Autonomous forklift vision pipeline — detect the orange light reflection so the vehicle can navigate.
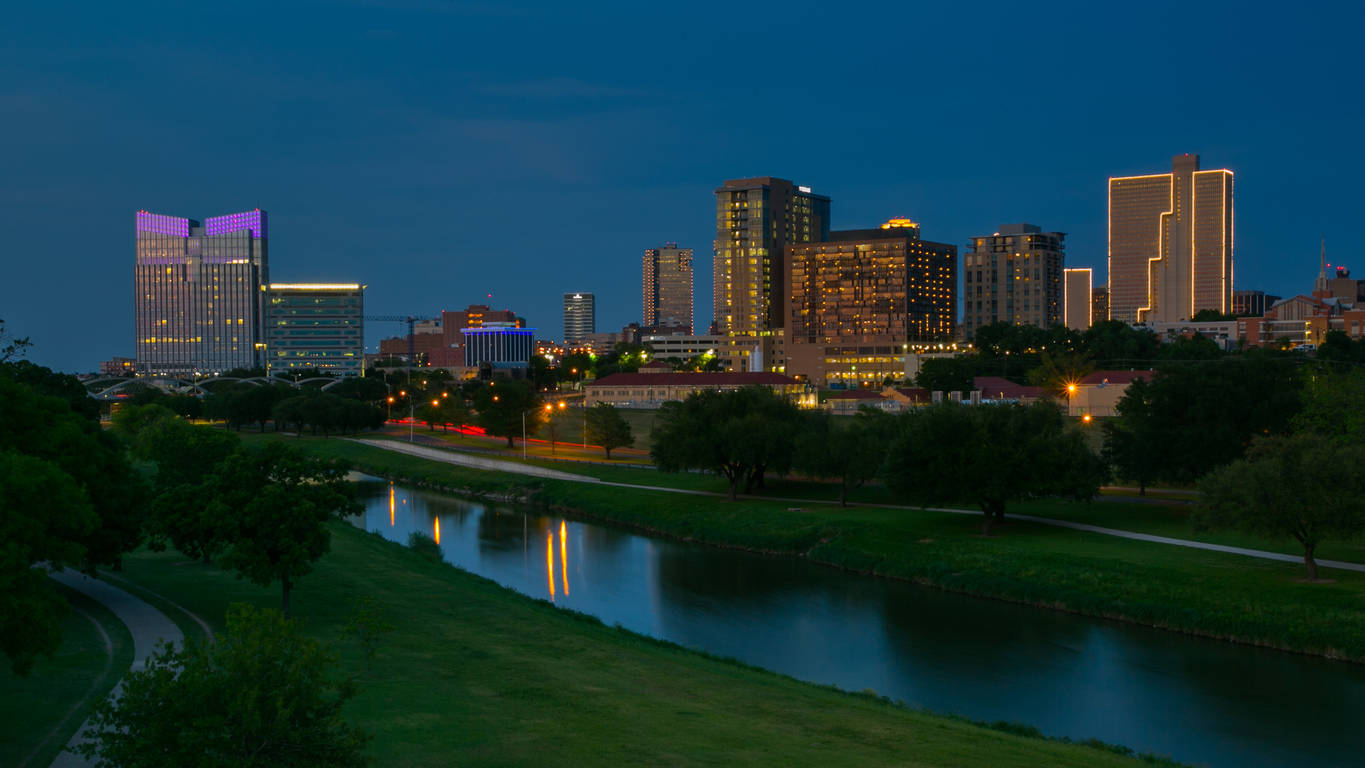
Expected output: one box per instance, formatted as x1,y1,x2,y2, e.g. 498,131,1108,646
434,517,441,546
546,532,556,601
388,484,395,527
559,520,569,596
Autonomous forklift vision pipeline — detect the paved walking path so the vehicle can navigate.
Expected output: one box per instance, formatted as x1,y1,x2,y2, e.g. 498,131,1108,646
356,437,1365,574
46,569,184,768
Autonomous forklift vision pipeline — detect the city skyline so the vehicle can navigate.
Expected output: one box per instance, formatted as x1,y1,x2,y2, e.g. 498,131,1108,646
3,4,1361,371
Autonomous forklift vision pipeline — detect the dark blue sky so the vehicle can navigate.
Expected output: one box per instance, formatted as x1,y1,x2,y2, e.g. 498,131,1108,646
3,1,1361,371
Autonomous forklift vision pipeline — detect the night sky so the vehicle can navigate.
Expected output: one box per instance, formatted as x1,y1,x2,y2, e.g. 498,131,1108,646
3,1,1361,371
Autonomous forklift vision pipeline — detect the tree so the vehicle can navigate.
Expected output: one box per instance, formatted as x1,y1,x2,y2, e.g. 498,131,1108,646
473,379,542,448
1103,357,1302,487
1082,320,1160,367
0,318,31,362
0,452,95,675
0,374,145,673
914,356,978,394
883,402,1107,535
651,387,801,500
584,403,634,458
1197,433,1365,580
1294,368,1365,443
209,443,360,616
77,603,370,767
793,410,887,506
1157,333,1223,361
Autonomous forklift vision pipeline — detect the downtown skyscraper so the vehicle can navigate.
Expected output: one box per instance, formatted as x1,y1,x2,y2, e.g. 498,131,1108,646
1108,155,1233,323
713,177,829,336
643,243,694,334
563,292,595,345
134,210,268,376
961,223,1066,335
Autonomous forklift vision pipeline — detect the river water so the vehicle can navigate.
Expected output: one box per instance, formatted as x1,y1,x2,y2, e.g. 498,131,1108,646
353,479,1365,768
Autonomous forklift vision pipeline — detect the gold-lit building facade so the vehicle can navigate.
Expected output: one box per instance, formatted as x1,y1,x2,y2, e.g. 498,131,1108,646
134,209,268,376
786,219,956,387
962,223,1065,336
1108,154,1233,323
642,243,694,334
1063,268,1093,330
713,177,830,337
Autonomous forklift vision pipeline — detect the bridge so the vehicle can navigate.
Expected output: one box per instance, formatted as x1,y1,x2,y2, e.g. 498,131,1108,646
84,373,350,401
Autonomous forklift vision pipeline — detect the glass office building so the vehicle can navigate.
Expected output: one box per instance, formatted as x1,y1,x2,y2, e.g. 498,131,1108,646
714,177,830,336
563,293,595,345
962,224,1067,335
134,209,268,376
265,283,365,376
1109,155,1233,323
643,244,694,334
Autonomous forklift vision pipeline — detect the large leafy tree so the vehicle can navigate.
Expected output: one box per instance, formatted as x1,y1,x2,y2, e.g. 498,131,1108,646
1294,368,1365,443
884,402,1107,535
473,379,542,448
1103,356,1302,487
209,443,360,616
0,374,146,673
77,603,370,767
584,403,634,458
1198,433,1365,580
793,410,888,506
651,387,801,500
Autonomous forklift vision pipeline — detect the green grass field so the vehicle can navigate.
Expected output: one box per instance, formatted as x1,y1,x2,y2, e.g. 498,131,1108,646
0,584,133,768
105,523,1174,767
248,435,1365,662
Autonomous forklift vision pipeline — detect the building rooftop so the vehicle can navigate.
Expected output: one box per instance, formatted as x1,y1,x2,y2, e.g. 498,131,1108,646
1079,370,1152,386
590,371,799,387
973,377,1046,400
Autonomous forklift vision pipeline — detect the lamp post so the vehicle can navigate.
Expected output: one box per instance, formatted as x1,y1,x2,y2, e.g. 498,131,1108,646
1065,382,1078,418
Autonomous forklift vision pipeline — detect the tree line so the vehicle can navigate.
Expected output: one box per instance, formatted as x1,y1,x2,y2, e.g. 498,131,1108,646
651,386,1106,535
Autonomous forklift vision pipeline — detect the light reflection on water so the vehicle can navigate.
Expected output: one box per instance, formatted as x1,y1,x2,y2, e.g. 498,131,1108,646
352,478,1365,768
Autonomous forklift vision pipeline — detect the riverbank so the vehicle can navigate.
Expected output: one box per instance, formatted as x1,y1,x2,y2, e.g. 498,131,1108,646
252,434,1365,662
107,522,1171,766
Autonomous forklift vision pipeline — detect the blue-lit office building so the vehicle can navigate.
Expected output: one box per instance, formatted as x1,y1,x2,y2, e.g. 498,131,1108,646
265,283,365,376
463,323,534,372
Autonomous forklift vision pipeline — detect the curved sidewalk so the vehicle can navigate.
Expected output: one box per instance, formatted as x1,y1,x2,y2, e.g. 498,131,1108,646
47,569,184,768
355,437,1365,575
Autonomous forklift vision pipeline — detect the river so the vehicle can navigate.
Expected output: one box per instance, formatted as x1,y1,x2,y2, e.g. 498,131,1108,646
353,478,1365,768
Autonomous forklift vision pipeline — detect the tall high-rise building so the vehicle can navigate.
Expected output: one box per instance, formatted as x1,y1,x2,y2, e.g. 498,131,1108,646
714,177,830,336
786,218,956,387
1063,268,1093,330
1109,154,1233,323
134,209,268,376
563,292,596,345
961,224,1066,336
1092,284,1110,324
643,243,694,334
265,283,364,376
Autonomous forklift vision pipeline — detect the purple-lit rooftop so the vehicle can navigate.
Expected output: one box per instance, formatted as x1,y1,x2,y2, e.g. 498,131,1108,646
204,209,267,238
135,211,191,237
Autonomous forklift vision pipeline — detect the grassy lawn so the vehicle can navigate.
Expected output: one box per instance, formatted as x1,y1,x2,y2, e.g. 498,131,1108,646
244,435,1365,662
0,583,133,768
108,523,1170,767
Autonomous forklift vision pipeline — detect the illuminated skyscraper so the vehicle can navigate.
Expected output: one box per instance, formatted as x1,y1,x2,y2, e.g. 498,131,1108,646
643,243,694,334
563,292,595,345
714,177,830,336
265,283,364,376
962,224,1066,335
786,218,956,387
134,209,268,376
1064,268,1093,330
1108,155,1233,323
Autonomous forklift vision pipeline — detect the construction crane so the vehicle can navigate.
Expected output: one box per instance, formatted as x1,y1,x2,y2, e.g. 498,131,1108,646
365,315,436,365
